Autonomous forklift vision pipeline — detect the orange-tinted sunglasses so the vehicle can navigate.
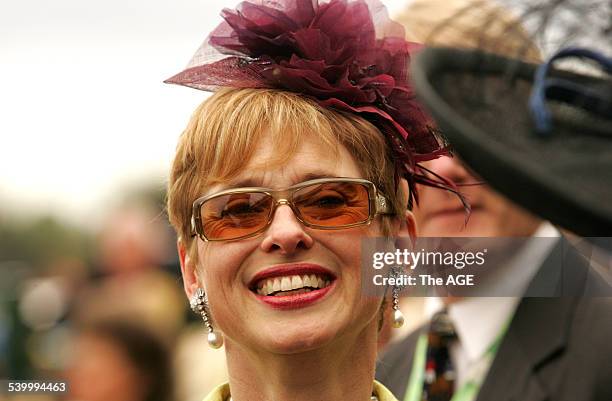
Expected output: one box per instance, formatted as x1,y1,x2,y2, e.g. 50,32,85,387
191,177,393,241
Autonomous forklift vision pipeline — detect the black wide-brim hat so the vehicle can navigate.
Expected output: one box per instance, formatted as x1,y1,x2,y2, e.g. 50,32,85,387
411,47,612,238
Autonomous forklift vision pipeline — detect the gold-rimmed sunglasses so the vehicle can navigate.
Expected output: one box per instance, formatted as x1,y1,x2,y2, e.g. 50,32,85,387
190,177,393,242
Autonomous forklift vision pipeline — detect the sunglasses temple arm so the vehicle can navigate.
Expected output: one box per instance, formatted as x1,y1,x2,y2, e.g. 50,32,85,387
376,194,393,214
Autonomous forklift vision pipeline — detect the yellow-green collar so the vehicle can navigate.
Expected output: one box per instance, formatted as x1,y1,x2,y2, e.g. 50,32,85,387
202,380,398,401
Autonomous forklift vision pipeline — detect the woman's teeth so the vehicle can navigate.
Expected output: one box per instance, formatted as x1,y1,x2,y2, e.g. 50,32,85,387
256,274,331,296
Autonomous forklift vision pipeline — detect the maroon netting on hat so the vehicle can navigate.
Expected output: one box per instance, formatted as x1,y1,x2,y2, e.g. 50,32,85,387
165,0,466,211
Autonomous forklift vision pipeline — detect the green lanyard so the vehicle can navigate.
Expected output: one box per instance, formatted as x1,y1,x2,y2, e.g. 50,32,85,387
402,322,508,401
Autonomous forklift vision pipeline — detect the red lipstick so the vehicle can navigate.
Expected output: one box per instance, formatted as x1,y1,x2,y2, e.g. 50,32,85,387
249,263,336,310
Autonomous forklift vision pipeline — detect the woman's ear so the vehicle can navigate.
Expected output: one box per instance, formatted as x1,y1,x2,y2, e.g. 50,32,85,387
395,179,417,244
396,210,417,248
178,238,200,299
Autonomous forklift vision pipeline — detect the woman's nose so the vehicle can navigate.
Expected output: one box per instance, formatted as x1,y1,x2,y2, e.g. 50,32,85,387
260,204,314,255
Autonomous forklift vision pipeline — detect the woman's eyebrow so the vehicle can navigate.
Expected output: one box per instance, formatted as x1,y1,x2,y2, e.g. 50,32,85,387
220,170,339,191
299,171,336,182
224,177,262,188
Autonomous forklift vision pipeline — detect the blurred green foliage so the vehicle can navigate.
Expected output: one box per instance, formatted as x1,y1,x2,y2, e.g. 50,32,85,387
0,214,93,269
0,182,168,269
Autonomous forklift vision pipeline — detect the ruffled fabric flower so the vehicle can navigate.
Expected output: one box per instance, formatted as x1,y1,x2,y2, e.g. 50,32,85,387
166,0,463,208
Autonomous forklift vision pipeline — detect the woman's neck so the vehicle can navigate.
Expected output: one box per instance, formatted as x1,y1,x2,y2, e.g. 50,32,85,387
225,322,379,401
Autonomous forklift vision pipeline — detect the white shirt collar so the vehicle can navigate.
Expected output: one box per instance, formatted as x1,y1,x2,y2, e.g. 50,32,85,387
424,222,560,362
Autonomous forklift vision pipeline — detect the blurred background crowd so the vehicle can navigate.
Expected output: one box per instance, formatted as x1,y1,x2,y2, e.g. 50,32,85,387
0,185,230,401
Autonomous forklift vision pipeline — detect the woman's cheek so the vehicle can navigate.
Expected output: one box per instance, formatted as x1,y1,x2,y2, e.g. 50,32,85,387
197,242,244,280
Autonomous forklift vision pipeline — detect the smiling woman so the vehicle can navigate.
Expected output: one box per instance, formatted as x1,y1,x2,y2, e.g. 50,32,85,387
164,1,454,401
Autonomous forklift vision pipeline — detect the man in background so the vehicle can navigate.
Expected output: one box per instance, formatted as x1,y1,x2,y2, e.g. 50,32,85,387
376,1,612,401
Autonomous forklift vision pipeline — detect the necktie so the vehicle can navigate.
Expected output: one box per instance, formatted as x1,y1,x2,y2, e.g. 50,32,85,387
422,309,457,401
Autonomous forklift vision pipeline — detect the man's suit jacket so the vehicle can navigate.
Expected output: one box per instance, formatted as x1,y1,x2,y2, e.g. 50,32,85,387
376,239,612,401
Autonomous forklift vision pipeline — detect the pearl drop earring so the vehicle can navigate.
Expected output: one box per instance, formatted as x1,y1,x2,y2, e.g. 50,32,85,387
190,288,224,348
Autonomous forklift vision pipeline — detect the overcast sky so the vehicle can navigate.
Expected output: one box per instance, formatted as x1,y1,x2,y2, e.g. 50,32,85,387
0,0,409,229
1,0,235,227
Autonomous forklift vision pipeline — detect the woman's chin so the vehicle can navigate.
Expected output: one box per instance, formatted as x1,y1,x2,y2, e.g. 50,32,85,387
270,336,334,355
253,314,343,354
247,304,379,355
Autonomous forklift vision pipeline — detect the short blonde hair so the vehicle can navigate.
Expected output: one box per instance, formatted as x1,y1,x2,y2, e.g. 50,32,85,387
396,0,541,62
167,88,407,254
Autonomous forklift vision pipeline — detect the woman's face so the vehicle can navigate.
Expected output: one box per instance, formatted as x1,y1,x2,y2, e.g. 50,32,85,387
180,132,390,354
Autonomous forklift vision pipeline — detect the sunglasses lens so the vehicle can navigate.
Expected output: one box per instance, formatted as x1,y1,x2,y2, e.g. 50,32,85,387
294,182,371,227
200,192,273,240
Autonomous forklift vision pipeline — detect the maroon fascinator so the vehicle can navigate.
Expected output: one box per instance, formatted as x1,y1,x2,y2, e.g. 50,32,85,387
165,0,461,208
